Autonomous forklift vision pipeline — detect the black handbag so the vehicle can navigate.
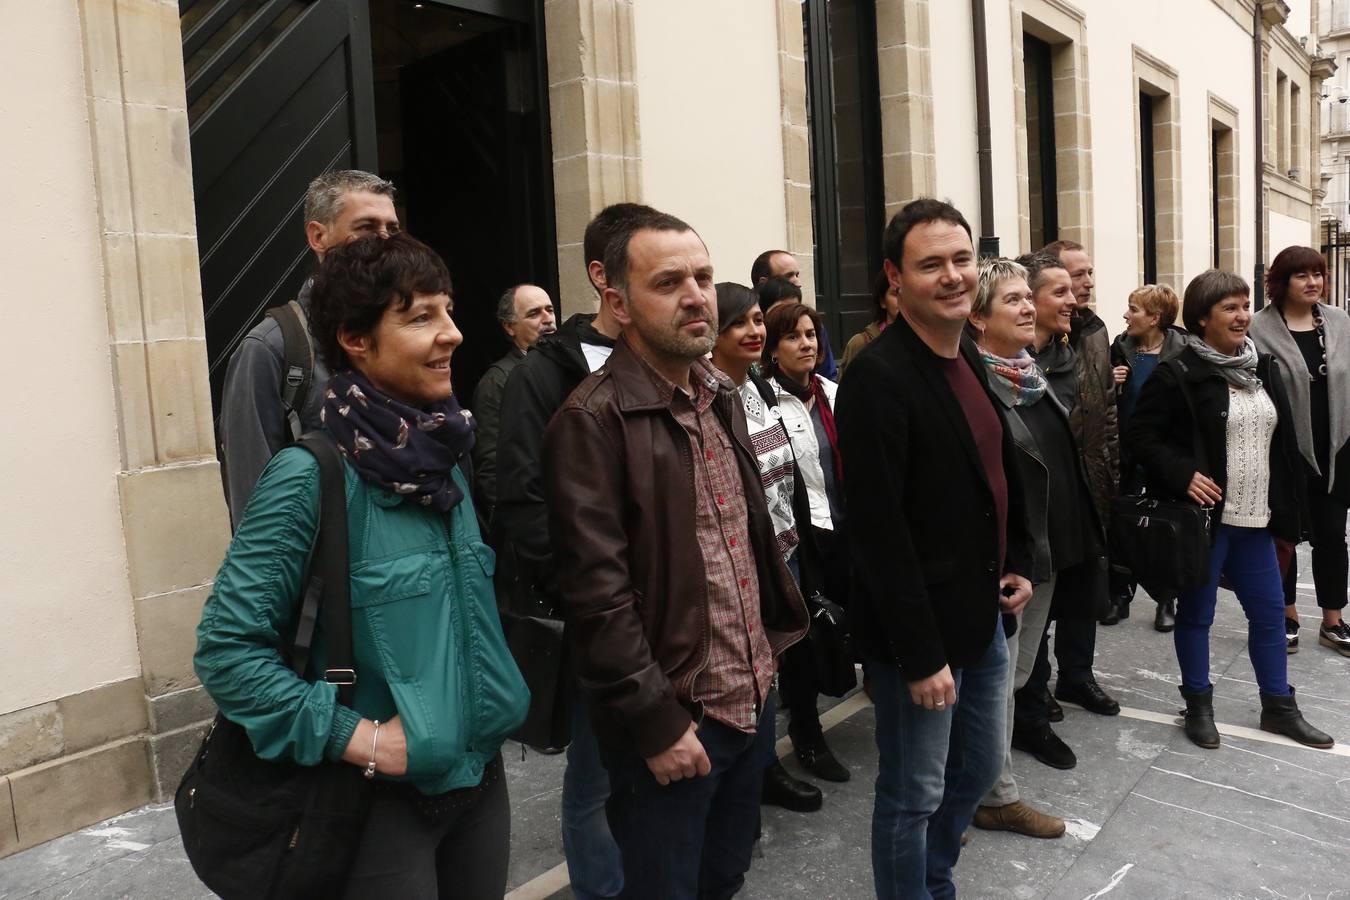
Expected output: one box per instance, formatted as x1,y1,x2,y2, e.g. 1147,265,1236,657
176,433,373,899
804,591,857,698
1109,359,1213,597
495,540,573,752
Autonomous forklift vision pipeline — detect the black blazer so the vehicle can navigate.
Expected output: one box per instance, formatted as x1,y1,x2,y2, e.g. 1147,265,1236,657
835,316,1033,681
1124,347,1309,544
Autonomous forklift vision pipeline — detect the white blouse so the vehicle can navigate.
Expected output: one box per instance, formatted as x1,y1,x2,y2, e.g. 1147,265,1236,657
1221,385,1278,528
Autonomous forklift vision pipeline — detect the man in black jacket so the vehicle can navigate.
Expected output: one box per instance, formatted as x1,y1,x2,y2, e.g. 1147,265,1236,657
836,198,1033,899
492,203,642,900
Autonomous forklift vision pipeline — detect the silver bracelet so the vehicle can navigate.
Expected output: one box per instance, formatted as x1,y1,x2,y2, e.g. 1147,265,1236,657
363,720,381,780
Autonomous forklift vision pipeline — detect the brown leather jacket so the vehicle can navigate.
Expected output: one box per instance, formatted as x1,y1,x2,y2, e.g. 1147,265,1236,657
543,337,809,757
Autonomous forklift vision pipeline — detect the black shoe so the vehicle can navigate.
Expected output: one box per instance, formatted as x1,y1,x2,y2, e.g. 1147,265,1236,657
794,737,850,783
1045,689,1064,723
1099,600,1121,626
1011,724,1077,770
1178,685,1220,749
1286,617,1300,654
1259,688,1335,749
1055,679,1120,716
761,760,823,812
1154,598,1176,633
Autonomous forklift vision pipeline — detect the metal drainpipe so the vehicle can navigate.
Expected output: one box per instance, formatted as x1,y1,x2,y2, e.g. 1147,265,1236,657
1254,2,1266,307
972,0,999,257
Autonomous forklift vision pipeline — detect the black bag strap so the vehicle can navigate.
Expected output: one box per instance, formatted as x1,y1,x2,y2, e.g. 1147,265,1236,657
289,432,356,707
1169,358,1211,476
265,300,315,445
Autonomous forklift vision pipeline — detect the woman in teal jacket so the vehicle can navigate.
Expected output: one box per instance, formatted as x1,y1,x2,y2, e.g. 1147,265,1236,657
195,233,529,898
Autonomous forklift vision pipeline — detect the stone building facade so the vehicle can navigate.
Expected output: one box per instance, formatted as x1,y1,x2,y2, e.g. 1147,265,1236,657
0,0,1332,856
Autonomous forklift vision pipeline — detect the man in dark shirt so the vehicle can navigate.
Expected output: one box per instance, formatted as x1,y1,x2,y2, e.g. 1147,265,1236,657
836,199,1032,899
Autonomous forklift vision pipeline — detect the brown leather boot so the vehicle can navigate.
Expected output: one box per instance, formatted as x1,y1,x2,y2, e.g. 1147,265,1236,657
972,801,1066,838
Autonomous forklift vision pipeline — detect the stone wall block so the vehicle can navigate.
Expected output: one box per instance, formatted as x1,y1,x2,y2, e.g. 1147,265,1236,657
148,721,209,800
555,243,594,314
0,705,62,776
787,184,814,253
134,583,211,697
104,232,145,343
58,679,149,757
618,83,641,157
124,106,196,236
876,0,928,49
778,0,805,59
78,0,125,103
144,339,216,463
782,125,810,183
117,461,230,600
0,776,16,857
89,98,135,235
551,153,593,245
548,81,588,160
138,234,206,342
8,739,152,851
595,80,627,158
147,684,215,735
110,341,157,471
114,0,189,111
589,0,621,82
544,0,585,86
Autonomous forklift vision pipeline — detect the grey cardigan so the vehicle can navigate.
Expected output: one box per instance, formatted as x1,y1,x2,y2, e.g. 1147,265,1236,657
1249,303,1350,490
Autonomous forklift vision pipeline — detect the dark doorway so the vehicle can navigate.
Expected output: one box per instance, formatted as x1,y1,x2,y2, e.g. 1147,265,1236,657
181,0,555,414
1140,91,1158,284
803,0,885,355
371,0,557,403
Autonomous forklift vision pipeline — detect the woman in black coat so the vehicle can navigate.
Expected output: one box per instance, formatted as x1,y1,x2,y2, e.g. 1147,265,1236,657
1126,270,1332,750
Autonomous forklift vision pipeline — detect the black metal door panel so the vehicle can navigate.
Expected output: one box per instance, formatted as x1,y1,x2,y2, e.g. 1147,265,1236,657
182,0,377,411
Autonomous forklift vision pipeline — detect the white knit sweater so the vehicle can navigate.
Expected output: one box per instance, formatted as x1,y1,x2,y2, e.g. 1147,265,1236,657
1221,385,1278,528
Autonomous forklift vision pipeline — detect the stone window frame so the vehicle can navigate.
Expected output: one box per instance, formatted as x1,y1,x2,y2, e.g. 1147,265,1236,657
1009,0,1093,253
776,0,817,304
1209,94,1241,273
875,0,936,217
1133,46,1183,291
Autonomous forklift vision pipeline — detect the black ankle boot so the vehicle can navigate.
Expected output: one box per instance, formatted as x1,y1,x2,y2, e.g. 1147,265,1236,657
1259,688,1335,749
1154,598,1176,632
1178,686,1219,749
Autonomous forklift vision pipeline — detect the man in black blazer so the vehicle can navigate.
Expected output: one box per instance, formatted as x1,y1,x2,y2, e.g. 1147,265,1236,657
836,198,1033,899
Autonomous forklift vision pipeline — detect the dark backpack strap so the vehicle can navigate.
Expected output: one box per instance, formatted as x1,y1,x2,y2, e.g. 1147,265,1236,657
1169,358,1211,476
265,300,315,445
749,370,779,410
289,432,356,706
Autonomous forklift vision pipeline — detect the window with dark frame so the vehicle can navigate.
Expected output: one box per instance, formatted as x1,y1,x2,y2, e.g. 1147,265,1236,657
1140,91,1158,284
1212,128,1221,270
802,0,885,353
1024,33,1058,249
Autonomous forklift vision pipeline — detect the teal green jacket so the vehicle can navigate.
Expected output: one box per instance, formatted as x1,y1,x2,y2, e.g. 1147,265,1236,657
195,446,529,795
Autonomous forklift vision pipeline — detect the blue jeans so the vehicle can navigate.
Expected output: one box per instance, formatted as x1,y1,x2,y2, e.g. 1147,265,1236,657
562,698,623,900
868,626,1009,900
1176,524,1290,697
601,712,767,900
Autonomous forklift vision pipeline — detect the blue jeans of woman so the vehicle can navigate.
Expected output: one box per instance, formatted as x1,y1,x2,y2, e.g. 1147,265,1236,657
562,697,624,900
867,624,1008,900
1176,524,1290,696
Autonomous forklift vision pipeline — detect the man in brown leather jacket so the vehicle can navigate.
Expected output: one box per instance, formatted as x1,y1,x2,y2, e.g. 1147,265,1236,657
544,208,808,900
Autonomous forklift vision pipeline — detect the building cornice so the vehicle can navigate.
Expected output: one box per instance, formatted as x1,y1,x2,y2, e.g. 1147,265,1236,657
1261,0,1291,29
1312,53,1339,81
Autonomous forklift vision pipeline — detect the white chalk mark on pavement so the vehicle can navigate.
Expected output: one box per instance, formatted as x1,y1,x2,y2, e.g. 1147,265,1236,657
1062,818,1100,842
1081,863,1133,899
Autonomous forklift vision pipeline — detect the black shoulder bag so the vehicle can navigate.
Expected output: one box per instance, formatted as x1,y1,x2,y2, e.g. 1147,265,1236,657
176,432,373,899
1108,359,1213,597
751,373,856,698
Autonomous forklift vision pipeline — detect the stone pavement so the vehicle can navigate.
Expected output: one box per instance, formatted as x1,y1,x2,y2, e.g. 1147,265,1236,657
3,555,1349,899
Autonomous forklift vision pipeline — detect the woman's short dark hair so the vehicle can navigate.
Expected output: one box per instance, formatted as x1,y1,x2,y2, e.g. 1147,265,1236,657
1266,245,1327,310
309,232,453,370
871,269,893,324
1181,269,1248,336
756,275,802,312
762,301,823,370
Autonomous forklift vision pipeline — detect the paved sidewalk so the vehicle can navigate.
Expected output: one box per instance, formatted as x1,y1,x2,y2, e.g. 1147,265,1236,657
3,558,1349,899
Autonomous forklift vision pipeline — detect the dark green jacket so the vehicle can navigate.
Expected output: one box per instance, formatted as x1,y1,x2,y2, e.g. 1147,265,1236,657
195,447,529,795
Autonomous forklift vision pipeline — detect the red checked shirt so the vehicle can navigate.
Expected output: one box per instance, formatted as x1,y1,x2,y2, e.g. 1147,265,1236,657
639,356,775,733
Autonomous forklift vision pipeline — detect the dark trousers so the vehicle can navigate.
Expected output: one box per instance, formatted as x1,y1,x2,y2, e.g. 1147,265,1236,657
1053,615,1097,686
781,525,851,744
1282,476,1349,613
602,717,765,900
342,758,510,900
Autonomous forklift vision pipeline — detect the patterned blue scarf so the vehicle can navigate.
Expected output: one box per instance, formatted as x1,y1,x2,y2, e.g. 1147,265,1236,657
320,369,476,510
978,347,1048,407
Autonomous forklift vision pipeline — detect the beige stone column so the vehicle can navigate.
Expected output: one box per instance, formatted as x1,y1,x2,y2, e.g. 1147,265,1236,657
544,0,643,313
77,0,230,796
876,0,936,216
776,0,817,304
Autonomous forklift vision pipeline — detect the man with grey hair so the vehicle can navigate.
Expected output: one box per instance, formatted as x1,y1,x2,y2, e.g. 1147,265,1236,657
472,284,555,515
218,169,399,526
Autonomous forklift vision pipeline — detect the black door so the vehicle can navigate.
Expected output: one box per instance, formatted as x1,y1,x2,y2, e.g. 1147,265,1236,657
182,0,378,412
397,20,557,402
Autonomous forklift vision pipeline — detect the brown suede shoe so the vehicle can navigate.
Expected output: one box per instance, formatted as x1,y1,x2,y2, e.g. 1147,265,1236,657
972,801,1066,838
